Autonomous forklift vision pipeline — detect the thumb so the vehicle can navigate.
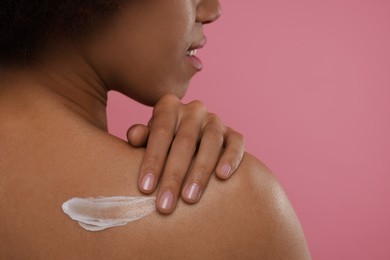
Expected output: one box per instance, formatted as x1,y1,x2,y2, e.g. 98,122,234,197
126,124,150,147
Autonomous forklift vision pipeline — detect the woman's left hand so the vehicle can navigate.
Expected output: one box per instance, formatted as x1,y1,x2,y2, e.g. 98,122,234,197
126,94,244,214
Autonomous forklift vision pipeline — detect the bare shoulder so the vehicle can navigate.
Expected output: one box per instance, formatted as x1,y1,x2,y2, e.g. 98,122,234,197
85,150,312,260
0,125,311,259
77,151,312,260
215,153,312,259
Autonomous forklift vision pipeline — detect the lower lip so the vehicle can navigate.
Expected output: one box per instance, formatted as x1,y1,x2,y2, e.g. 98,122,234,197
186,55,203,71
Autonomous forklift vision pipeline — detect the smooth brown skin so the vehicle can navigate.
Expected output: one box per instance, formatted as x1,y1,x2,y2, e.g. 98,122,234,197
0,118,310,259
0,0,311,258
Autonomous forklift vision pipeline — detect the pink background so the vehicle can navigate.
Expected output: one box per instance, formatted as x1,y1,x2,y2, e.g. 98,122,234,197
107,1,390,259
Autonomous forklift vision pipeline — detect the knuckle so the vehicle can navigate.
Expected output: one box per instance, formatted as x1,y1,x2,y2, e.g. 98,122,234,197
208,130,224,145
159,94,179,104
233,132,245,143
206,120,224,133
153,103,165,115
154,95,179,112
206,116,224,131
204,124,225,144
188,100,207,113
207,113,221,123
227,129,244,144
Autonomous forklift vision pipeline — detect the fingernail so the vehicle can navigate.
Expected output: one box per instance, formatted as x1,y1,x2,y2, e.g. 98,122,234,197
186,183,201,201
221,164,232,178
141,173,155,191
159,191,174,210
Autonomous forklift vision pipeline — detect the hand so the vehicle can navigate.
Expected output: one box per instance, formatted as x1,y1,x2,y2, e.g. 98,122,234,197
127,94,244,214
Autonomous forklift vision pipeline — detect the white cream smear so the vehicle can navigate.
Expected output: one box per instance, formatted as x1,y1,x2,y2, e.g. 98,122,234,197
62,196,156,231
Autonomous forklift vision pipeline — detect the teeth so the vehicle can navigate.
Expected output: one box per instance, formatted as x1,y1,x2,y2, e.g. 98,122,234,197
186,49,197,56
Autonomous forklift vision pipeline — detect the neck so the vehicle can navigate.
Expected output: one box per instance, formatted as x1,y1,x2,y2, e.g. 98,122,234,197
0,44,109,131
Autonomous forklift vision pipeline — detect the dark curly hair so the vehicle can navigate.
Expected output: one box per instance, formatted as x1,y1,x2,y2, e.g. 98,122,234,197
0,0,122,66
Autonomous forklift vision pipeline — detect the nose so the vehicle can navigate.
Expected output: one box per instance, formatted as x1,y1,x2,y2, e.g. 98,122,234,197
196,0,222,24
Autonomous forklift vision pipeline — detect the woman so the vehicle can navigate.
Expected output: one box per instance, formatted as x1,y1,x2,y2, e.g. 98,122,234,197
0,0,311,259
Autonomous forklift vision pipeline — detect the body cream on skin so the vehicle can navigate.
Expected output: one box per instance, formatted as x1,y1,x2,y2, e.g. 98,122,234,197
62,196,156,231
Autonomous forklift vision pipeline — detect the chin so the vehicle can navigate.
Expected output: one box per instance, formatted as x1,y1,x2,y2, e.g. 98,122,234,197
151,81,191,105
114,78,191,107
130,89,189,107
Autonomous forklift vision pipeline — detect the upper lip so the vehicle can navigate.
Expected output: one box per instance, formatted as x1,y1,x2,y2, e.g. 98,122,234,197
188,37,207,51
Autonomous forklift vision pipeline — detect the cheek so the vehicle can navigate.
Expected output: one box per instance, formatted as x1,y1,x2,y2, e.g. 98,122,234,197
105,51,192,106
85,4,196,104
124,28,194,91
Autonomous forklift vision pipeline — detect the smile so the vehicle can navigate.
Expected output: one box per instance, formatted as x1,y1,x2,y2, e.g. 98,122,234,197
186,49,197,57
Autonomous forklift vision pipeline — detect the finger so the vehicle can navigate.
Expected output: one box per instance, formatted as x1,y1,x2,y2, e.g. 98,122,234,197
126,124,150,147
181,115,225,204
215,127,245,180
138,96,179,194
155,114,204,214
